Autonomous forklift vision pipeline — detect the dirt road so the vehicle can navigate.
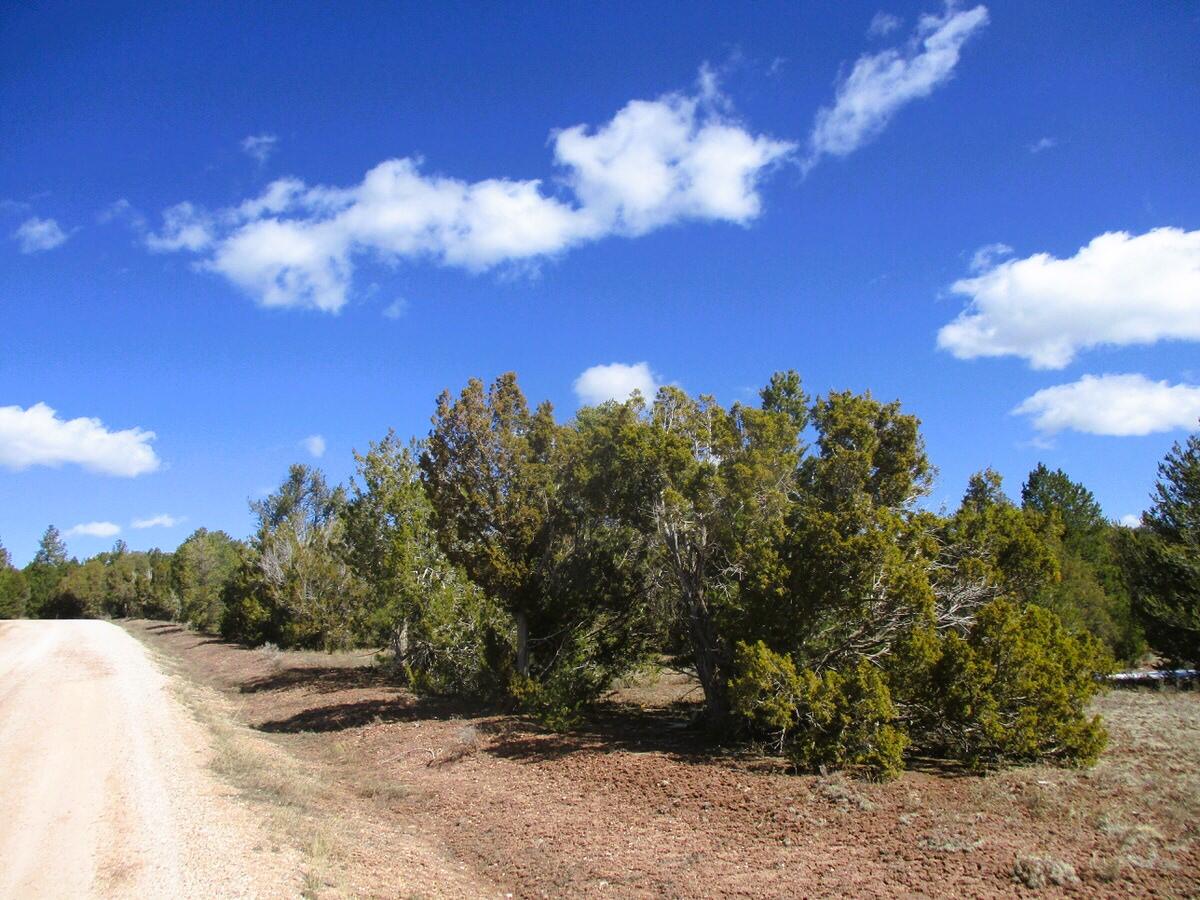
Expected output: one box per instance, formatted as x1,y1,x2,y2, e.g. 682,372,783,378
0,620,298,899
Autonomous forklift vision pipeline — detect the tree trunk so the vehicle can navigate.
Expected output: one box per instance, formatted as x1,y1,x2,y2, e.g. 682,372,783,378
685,591,729,732
515,608,530,677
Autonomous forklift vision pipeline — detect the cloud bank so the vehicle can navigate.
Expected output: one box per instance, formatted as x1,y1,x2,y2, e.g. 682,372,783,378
1014,374,1200,436
0,403,160,477
574,362,661,405
939,227,1200,369
806,4,989,168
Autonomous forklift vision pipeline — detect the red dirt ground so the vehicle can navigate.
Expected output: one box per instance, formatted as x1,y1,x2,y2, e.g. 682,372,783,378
125,620,1200,898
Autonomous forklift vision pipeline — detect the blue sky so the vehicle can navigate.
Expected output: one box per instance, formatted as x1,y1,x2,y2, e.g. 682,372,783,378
2,1,1198,564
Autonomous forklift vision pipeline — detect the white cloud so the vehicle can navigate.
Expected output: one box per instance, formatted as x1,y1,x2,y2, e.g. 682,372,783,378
66,521,121,538
301,434,326,458
98,198,147,231
574,362,661,405
382,298,408,319
1013,374,1200,436
242,133,278,164
13,217,69,253
150,75,792,312
1120,513,1142,528
969,241,1012,272
0,403,160,476
145,202,214,252
807,4,989,168
939,227,1200,369
132,514,182,529
868,12,902,37
1029,136,1057,154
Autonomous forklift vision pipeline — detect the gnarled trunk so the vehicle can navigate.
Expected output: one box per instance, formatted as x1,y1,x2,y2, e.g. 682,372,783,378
515,608,530,677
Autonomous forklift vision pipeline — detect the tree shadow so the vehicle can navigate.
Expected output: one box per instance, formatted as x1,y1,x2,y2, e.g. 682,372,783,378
482,699,736,766
241,666,389,696
903,754,978,778
256,693,486,734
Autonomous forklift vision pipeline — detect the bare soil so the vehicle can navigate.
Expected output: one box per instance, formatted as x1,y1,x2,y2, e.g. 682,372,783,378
124,620,1200,898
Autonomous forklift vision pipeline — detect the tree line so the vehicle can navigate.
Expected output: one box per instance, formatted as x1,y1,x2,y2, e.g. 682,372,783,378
2,372,1197,778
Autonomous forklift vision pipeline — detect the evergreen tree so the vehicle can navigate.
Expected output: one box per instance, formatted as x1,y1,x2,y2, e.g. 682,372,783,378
0,538,30,618
172,528,241,631
420,373,559,678
1122,428,1200,664
230,464,361,649
24,525,70,618
1020,464,1143,661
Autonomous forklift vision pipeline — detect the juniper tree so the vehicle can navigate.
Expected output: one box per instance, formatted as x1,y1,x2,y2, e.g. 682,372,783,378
1121,427,1200,664
0,538,29,618
226,464,362,649
172,528,242,632
420,373,559,678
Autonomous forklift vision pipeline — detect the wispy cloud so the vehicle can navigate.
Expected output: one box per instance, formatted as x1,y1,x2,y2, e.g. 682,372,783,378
147,72,793,312
968,241,1012,272
868,11,902,38
806,4,989,169
67,521,121,538
0,402,160,477
382,298,408,320
301,434,326,458
939,227,1200,369
1029,136,1058,154
574,362,661,405
98,198,148,231
132,514,183,529
1014,374,1200,436
241,133,278,165
13,217,69,253
144,202,214,252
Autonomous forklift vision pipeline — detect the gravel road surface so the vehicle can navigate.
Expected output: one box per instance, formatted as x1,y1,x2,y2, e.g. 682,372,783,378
0,619,297,899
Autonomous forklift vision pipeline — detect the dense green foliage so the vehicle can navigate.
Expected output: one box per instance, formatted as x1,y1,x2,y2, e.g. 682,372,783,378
173,529,242,632
731,641,908,779
1119,431,1200,664
922,600,1109,768
24,526,70,618
0,538,30,618
10,376,1194,778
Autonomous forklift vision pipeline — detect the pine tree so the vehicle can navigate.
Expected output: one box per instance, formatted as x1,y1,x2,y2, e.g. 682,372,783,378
24,525,70,618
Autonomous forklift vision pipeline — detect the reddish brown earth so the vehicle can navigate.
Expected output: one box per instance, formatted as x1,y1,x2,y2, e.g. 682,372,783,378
125,620,1200,898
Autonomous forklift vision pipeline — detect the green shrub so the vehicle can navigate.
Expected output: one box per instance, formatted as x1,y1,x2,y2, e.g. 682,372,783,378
402,583,513,701
926,599,1109,769
730,641,907,780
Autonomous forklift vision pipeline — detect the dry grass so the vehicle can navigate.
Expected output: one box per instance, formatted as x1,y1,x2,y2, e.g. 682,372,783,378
1012,855,1080,888
815,773,877,812
131,634,350,897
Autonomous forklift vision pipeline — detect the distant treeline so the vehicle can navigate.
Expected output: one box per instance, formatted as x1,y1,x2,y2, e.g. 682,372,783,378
2,372,1197,778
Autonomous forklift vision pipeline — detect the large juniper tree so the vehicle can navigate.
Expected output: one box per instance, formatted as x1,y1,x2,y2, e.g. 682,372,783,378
420,373,560,678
